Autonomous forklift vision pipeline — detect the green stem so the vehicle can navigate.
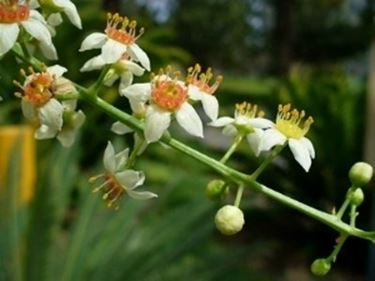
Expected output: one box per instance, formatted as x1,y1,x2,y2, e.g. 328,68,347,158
250,143,286,180
220,134,243,164
234,185,244,207
336,199,350,220
326,235,348,263
350,205,358,227
126,136,145,168
92,65,111,94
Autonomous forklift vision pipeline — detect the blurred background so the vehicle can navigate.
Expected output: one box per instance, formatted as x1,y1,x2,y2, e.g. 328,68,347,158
0,0,375,280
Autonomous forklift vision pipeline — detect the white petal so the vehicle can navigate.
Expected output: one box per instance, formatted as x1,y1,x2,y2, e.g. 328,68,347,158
111,121,133,135
57,110,85,147
222,124,237,136
288,138,312,172
38,99,64,129
209,116,234,127
127,190,158,200
246,128,264,156
115,170,145,190
114,148,129,170
121,83,151,99
104,72,120,86
22,16,52,45
201,94,219,121
187,85,203,101
79,32,106,51
21,100,36,121
175,103,203,138
29,0,40,8
80,55,106,72
38,41,58,60
35,124,58,139
249,118,274,129
103,141,116,172
145,105,171,143
258,128,287,152
47,65,67,77
301,137,315,159
54,0,82,29
118,71,133,90
101,39,126,64
120,60,145,76
128,44,150,71
0,23,19,56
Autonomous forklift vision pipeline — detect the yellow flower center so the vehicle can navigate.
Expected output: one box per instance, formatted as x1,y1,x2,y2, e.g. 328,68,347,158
187,64,223,95
151,67,187,111
235,101,265,118
104,13,144,45
0,1,29,23
275,104,313,139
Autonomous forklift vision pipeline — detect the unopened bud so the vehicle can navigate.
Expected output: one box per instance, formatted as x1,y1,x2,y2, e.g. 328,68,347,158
349,162,373,187
214,205,245,235
346,187,364,206
206,179,228,201
311,258,331,276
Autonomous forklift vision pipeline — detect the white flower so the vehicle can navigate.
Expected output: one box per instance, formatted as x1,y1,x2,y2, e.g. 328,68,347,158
258,104,315,172
209,102,273,155
187,64,223,121
80,54,145,91
0,1,57,59
79,13,150,70
91,141,157,208
122,71,204,143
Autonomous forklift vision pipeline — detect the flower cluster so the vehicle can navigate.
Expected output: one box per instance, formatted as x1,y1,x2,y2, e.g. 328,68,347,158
0,0,81,59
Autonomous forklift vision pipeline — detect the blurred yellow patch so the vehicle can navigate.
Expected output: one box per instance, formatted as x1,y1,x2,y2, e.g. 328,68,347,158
0,125,36,203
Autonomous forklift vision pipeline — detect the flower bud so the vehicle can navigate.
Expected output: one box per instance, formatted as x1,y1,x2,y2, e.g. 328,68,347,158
206,179,228,201
346,187,364,206
311,258,331,276
349,162,373,187
214,205,245,235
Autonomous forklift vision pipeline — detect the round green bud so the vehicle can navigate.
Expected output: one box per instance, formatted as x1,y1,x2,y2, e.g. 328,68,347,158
311,258,331,276
346,187,364,206
349,162,373,187
206,179,228,201
214,205,245,235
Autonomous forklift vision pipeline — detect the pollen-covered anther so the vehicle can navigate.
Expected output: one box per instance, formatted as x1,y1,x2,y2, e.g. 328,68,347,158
276,103,314,139
235,102,264,118
187,64,223,95
92,173,125,209
104,12,144,45
151,67,188,111
0,1,30,23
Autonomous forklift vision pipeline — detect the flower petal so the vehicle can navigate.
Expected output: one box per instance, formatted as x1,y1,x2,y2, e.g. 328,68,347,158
187,85,203,101
201,94,219,121
120,60,145,76
47,13,63,27
209,116,235,127
39,41,58,60
21,100,36,121
103,141,116,172
54,0,82,29
128,44,150,71
0,23,19,56
258,128,287,152
47,65,67,77
127,190,158,200
114,148,129,170
175,102,203,138
288,138,312,172
111,121,133,135
38,99,64,129
246,128,264,156
57,110,85,147
101,39,126,64
79,32,106,51
22,13,52,45
118,71,133,90
249,118,274,129
80,55,106,72
144,105,171,143
222,124,237,136
301,137,315,159
115,170,145,190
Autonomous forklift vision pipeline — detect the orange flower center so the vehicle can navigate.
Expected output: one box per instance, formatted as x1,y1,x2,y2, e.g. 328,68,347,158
187,64,223,95
24,73,54,107
0,2,29,23
101,173,125,207
151,80,187,111
104,13,144,45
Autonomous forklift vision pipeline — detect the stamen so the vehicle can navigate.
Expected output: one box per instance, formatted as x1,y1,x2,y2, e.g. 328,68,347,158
105,13,144,45
235,102,264,118
275,104,313,139
186,63,223,95
0,1,29,23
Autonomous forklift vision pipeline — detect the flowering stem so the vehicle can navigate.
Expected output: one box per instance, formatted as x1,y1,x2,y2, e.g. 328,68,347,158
92,65,111,95
336,199,350,220
350,205,358,227
326,235,348,263
250,143,286,180
126,136,145,168
219,134,243,164
234,184,244,207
